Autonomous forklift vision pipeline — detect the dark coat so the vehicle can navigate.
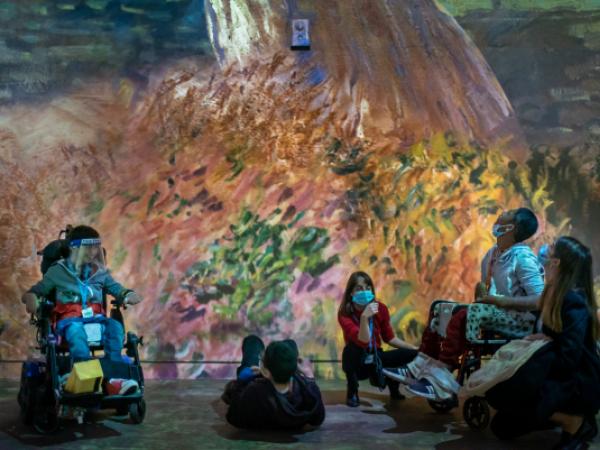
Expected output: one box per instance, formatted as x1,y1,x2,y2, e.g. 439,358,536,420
225,373,325,430
486,289,600,433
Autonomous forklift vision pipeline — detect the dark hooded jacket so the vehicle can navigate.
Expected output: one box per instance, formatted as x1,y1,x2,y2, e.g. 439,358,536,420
486,289,600,435
225,372,325,430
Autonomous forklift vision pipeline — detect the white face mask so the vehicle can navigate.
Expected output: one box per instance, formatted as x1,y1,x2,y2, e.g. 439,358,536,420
538,243,551,266
492,223,514,238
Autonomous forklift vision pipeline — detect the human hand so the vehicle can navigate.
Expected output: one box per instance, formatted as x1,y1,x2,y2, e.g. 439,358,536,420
22,292,39,315
475,295,501,306
389,337,418,351
474,282,487,301
250,366,261,376
124,291,143,305
524,333,547,341
297,357,315,379
361,302,379,319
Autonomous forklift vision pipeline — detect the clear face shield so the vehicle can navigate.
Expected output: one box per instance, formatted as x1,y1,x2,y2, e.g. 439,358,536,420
68,238,105,280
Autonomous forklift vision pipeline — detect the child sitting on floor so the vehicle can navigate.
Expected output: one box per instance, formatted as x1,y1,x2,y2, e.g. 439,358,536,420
222,335,325,430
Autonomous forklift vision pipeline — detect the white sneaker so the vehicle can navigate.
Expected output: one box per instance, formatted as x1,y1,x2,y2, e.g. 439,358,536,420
106,378,139,396
382,366,415,384
406,379,439,400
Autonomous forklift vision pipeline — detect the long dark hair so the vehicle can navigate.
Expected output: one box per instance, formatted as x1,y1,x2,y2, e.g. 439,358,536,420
338,271,376,317
540,236,598,340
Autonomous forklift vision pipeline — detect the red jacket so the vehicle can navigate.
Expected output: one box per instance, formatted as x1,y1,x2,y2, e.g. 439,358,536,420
52,302,105,323
338,301,395,349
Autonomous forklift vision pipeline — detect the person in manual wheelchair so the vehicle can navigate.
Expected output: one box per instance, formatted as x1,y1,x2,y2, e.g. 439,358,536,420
22,225,143,394
338,271,418,407
485,236,600,449
383,208,545,402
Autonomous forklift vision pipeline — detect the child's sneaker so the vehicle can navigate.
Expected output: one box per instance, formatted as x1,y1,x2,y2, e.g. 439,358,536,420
106,378,139,396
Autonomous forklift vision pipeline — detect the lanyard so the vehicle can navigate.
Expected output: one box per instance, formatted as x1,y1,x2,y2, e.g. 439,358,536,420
353,312,376,352
76,264,93,308
368,319,374,352
76,277,89,308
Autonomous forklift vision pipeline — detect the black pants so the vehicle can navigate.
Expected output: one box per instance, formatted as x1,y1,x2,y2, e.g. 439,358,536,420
236,335,266,376
490,410,557,440
236,335,299,376
342,342,417,395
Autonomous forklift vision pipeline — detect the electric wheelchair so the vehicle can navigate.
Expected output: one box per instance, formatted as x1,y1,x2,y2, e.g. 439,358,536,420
17,230,146,433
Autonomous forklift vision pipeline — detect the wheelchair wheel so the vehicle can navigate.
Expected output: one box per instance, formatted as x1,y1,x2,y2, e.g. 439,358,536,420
33,405,59,434
463,396,490,430
428,394,458,413
18,378,35,425
129,399,146,424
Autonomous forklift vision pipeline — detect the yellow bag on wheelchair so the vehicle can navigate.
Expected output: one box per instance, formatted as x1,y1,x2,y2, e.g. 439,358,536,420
65,359,103,394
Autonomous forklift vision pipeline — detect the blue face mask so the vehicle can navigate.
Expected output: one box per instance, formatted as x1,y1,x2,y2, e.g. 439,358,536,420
492,223,514,238
352,290,374,306
538,244,551,267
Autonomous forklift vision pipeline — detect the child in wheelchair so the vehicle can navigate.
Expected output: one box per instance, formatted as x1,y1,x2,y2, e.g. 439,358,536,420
21,225,143,394
383,208,545,401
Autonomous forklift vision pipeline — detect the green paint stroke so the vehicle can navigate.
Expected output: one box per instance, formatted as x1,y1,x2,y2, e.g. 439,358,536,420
153,243,161,262
500,0,600,11
225,145,247,181
438,0,600,16
147,191,160,215
436,0,494,16
181,208,339,330
111,243,128,270
84,197,104,217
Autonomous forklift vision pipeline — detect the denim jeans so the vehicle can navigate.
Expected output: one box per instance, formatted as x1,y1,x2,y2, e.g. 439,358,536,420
59,316,124,362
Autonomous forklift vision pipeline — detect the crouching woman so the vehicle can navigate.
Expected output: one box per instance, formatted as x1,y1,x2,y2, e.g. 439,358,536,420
487,236,600,449
338,271,418,407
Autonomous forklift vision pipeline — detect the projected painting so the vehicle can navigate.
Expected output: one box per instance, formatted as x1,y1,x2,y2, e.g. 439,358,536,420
1,0,599,378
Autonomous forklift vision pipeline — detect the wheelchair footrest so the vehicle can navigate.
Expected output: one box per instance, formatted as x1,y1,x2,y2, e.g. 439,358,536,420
468,339,511,345
102,393,143,402
60,391,104,408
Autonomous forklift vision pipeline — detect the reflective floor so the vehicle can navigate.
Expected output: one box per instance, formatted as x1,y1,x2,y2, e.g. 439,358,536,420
0,379,597,450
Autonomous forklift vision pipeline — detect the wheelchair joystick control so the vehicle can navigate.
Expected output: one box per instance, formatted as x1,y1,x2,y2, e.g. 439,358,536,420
47,334,58,345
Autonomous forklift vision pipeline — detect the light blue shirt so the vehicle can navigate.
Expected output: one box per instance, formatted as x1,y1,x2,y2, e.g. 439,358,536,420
481,244,545,297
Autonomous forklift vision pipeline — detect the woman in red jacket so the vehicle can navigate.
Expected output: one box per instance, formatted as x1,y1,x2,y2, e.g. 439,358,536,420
338,271,418,407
